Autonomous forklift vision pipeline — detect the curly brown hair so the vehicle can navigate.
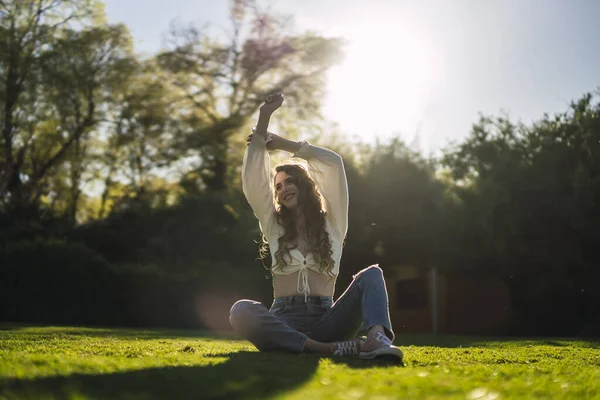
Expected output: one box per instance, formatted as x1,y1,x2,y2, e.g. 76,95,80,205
260,164,335,275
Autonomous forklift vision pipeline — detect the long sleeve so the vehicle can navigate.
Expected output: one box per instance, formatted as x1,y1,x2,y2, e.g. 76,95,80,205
242,131,276,236
293,142,349,240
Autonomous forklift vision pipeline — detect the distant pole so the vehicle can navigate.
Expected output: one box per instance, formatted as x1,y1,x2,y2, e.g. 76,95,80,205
431,266,439,334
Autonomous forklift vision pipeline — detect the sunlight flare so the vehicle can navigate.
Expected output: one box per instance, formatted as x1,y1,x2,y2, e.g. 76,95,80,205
325,18,441,144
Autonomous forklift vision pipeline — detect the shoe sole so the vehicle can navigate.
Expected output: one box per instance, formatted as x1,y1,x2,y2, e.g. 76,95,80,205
359,346,403,362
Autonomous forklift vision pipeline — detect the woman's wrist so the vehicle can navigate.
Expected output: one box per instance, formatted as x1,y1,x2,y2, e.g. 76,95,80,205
255,112,272,138
259,106,274,115
265,134,278,151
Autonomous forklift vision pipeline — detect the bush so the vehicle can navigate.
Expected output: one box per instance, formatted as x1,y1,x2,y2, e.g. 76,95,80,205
72,193,260,276
0,238,271,330
0,239,125,325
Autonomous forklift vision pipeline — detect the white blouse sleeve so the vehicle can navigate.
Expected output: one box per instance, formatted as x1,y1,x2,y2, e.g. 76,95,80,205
242,131,276,236
293,141,349,240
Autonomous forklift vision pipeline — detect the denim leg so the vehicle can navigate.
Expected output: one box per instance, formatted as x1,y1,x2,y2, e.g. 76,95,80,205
307,265,395,343
229,299,307,353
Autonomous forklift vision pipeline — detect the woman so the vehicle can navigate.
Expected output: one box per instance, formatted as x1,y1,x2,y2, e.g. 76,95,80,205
230,93,402,361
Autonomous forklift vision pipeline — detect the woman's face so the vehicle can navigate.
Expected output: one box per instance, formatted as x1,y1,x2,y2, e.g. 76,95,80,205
274,171,299,209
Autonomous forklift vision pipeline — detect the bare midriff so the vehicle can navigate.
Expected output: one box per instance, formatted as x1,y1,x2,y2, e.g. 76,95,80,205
272,269,336,297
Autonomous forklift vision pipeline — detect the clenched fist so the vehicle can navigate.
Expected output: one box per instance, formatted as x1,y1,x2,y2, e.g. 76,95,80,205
260,93,284,115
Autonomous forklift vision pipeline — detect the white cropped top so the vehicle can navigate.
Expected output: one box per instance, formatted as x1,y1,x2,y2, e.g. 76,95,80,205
241,132,349,299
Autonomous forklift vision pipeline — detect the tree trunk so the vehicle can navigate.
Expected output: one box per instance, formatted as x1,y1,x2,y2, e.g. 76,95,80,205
67,139,83,224
99,165,115,219
204,135,229,192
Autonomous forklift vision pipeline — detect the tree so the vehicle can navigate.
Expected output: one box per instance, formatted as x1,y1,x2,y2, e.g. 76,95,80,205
157,0,344,191
0,0,111,213
441,92,600,334
94,59,184,218
37,24,134,222
355,138,448,270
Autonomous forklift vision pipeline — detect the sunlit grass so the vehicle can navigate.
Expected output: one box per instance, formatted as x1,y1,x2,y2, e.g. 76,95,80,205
1,324,599,399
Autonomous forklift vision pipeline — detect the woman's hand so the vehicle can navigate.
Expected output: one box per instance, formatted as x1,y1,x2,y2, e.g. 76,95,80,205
247,133,279,151
260,93,284,115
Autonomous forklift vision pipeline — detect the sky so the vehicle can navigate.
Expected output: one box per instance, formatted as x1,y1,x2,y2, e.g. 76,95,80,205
104,0,600,153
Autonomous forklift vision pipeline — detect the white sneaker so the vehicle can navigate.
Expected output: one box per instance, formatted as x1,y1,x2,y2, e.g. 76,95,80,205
359,331,403,362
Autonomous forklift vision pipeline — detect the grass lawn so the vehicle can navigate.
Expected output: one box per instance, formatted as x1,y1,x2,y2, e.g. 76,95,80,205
1,324,599,399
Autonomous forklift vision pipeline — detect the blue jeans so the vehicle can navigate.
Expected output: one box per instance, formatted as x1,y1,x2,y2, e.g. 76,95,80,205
229,265,394,353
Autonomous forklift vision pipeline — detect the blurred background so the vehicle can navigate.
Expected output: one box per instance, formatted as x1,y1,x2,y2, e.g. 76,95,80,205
1,0,599,337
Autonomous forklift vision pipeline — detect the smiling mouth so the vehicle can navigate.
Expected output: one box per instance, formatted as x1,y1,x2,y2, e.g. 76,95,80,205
284,193,295,201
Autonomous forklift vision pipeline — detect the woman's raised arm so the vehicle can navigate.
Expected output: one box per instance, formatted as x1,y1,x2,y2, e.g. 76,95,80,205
241,95,285,235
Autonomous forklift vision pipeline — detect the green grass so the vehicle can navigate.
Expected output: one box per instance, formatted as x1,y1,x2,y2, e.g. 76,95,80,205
1,325,599,399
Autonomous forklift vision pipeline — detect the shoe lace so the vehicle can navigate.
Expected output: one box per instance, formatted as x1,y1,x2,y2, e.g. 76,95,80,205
333,340,358,356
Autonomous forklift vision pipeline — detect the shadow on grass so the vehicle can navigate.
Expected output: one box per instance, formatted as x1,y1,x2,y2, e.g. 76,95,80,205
0,351,320,400
329,356,405,369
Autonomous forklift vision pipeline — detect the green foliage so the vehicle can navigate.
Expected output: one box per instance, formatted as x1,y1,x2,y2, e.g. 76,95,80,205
441,92,600,335
357,138,448,268
1,326,599,399
35,23,135,221
0,0,344,218
0,0,113,211
156,3,344,191
0,236,270,329
72,192,260,275
88,58,185,220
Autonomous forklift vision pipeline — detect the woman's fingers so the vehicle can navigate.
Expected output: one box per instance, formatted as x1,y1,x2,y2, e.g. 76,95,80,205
265,93,282,103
